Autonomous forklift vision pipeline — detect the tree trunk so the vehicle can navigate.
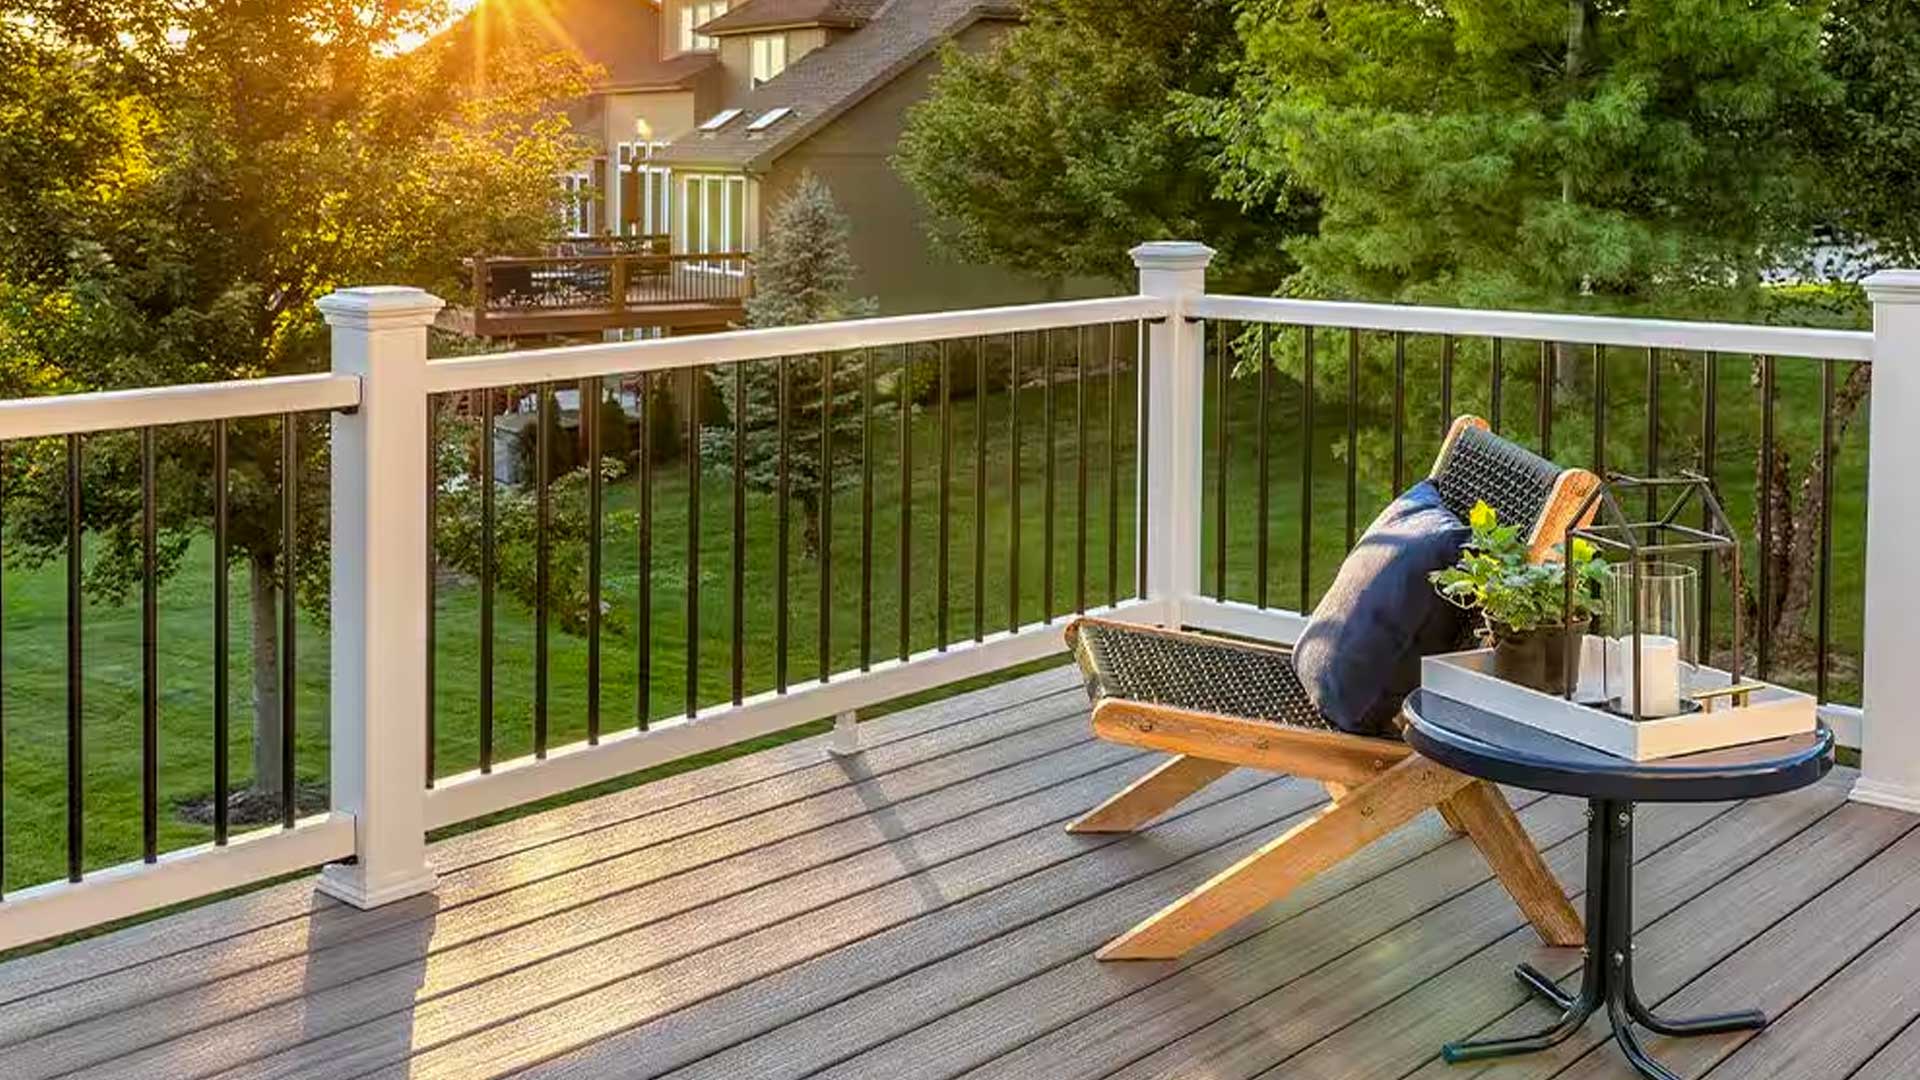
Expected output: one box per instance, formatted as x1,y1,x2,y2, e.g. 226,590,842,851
248,551,285,799
1762,363,1871,648
799,492,822,560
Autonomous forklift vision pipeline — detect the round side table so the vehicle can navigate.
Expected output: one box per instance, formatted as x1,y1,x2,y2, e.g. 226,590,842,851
1402,689,1834,1080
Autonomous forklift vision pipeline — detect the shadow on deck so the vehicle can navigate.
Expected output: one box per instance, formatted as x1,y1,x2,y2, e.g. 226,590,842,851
0,666,1914,1079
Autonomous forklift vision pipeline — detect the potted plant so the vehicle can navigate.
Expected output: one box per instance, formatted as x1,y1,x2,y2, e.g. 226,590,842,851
1430,501,1610,693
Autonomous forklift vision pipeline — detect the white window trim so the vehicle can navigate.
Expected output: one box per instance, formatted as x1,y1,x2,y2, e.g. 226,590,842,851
679,0,730,53
678,173,751,275
615,142,674,238
751,33,788,86
560,173,593,237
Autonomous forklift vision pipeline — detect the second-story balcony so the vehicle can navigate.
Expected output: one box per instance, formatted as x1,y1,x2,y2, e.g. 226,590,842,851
450,239,754,339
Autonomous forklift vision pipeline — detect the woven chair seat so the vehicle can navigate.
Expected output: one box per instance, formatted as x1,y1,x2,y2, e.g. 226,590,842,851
1069,621,1332,731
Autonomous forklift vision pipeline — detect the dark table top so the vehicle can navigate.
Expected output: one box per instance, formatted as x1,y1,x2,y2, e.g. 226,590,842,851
1402,689,1834,803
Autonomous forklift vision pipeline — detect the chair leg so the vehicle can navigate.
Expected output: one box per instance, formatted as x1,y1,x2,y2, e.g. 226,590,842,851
1097,754,1474,960
1442,780,1585,947
1068,755,1238,834
1436,801,1469,834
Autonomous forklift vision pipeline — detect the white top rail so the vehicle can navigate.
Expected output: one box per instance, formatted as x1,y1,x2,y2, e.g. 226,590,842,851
0,372,362,442
424,295,1170,393
1189,294,1874,363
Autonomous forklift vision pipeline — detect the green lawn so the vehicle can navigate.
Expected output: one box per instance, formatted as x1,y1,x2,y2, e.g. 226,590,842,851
0,330,1869,893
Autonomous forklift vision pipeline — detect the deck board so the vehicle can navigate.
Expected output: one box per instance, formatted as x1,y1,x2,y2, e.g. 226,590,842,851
0,671,1912,1080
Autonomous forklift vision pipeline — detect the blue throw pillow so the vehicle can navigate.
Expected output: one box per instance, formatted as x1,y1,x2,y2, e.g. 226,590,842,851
1292,480,1471,736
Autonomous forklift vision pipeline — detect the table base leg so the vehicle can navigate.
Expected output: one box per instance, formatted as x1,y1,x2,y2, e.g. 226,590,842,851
1442,801,1768,1080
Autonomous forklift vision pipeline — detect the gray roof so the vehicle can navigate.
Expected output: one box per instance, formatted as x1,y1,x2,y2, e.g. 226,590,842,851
657,0,1020,171
441,0,715,91
697,0,885,35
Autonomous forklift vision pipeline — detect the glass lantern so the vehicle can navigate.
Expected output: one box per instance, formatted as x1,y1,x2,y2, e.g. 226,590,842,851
1599,561,1700,717
1562,473,1743,721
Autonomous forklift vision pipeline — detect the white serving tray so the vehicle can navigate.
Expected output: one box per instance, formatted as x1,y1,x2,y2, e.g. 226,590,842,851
1421,649,1816,762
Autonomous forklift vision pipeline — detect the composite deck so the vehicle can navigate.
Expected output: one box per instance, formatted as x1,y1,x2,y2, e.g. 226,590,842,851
1,665,1916,1079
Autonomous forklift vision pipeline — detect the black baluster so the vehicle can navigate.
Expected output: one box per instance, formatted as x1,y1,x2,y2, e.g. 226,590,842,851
66,433,82,882
899,344,913,660
686,365,701,715
585,378,602,743
1817,359,1836,702
861,349,875,668
941,339,955,640
1008,332,1021,631
1593,345,1608,473
777,357,791,688
279,415,296,828
1257,324,1271,609
1107,323,1119,606
213,421,230,842
1490,338,1504,433
1392,331,1407,494
637,375,654,727
1758,355,1776,679
819,355,833,682
1301,327,1316,611
535,385,550,756
141,427,157,862
480,389,496,762
1076,327,1088,615
1538,341,1553,458
1045,330,1057,621
425,400,437,785
1136,322,1149,600
975,337,988,640
1214,322,1228,600
1699,353,1717,657
1645,347,1661,518
732,363,746,704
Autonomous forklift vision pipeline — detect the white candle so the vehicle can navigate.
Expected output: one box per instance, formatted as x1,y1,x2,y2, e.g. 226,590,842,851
1609,634,1682,717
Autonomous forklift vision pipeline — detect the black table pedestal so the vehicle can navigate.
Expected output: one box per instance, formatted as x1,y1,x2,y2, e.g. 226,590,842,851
1441,799,1767,1080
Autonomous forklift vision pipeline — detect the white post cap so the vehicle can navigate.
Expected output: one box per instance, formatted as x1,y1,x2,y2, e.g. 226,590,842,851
1129,241,1217,273
1863,270,1920,305
316,286,446,329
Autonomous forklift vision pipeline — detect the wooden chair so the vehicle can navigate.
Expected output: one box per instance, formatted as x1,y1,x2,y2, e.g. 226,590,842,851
1066,416,1596,961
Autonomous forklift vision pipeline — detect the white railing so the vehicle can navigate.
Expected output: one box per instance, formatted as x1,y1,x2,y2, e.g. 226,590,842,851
1,245,1916,952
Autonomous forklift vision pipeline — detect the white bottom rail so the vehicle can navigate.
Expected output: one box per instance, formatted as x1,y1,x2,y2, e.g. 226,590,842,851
0,813,356,953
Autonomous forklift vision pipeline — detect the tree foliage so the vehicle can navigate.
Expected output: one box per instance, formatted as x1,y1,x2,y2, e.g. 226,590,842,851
1816,0,1920,268
0,2,591,802
895,0,1311,291
1202,0,1836,314
706,173,880,556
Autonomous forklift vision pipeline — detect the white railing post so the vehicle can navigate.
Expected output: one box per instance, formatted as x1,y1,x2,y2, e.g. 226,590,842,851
315,285,445,906
1132,241,1216,626
1853,271,1920,813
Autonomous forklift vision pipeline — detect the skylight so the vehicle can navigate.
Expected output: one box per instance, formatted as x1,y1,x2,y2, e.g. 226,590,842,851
747,107,793,132
699,108,744,132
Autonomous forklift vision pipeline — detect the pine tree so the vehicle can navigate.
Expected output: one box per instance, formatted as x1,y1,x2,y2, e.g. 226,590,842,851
705,173,878,557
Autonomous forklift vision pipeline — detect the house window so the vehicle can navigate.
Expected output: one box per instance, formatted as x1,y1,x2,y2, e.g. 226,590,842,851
615,143,672,238
679,1,729,52
751,34,788,85
679,173,750,270
560,173,593,237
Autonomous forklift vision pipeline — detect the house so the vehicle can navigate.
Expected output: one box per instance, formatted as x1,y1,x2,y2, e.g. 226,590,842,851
461,0,1061,328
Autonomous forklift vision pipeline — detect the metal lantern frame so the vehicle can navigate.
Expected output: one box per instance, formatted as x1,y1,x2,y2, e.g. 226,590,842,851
1560,471,1744,721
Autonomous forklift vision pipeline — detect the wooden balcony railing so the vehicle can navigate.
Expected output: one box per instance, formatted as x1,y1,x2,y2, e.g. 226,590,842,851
466,250,754,337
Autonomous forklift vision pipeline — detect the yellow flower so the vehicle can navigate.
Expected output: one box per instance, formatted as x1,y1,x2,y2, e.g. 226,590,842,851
1468,500,1496,532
